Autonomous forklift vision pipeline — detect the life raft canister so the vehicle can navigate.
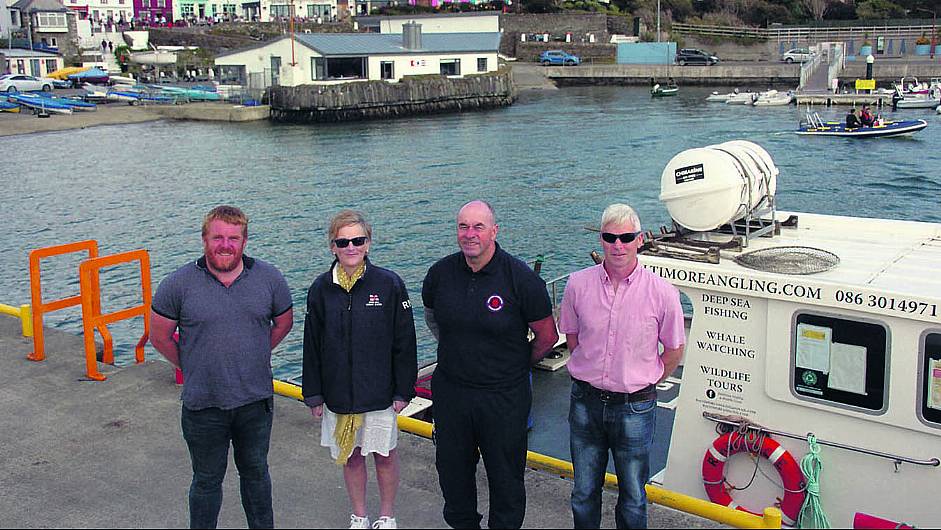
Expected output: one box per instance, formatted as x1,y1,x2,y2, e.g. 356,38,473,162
701,431,806,526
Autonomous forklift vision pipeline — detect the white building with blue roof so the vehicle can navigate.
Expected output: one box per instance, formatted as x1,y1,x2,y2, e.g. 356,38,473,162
214,23,501,86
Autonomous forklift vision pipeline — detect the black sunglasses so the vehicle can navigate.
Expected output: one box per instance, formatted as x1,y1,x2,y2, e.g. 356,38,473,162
333,236,368,248
601,231,642,244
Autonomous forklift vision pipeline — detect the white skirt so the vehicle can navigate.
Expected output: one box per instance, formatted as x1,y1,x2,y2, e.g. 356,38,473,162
321,405,398,460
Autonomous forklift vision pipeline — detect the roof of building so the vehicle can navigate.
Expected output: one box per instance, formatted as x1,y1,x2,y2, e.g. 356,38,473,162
0,48,61,57
216,32,502,59
11,0,69,12
296,32,501,56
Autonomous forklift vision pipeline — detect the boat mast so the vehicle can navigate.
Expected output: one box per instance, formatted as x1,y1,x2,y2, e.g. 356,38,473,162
290,0,297,66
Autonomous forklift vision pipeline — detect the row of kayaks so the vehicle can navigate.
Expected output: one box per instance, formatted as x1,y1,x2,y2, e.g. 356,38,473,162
83,82,222,104
707,89,795,106
1,92,98,115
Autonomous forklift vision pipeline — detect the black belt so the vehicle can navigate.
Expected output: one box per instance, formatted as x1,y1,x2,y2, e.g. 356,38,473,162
573,379,657,404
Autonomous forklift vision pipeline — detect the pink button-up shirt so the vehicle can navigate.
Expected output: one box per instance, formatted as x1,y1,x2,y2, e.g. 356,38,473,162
558,263,685,393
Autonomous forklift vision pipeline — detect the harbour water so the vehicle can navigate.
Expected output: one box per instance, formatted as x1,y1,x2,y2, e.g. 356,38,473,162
2,85,940,379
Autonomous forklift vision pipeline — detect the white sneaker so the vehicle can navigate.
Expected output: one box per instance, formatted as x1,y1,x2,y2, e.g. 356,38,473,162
349,514,371,529
372,516,397,529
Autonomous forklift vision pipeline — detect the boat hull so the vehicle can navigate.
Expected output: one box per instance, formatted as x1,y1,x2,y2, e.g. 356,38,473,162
797,119,927,138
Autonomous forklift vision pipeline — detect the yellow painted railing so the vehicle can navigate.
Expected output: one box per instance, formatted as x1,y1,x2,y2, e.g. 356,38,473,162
0,303,33,337
271,380,781,529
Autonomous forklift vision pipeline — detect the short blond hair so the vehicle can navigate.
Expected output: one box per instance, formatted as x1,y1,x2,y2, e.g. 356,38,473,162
601,204,642,231
328,210,372,246
202,205,248,238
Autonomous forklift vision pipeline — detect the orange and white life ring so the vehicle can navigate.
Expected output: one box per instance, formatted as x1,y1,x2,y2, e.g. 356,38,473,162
701,431,806,526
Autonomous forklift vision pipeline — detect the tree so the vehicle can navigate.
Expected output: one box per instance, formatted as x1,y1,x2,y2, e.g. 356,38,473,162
855,0,905,20
522,0,562,12
801,0,831,20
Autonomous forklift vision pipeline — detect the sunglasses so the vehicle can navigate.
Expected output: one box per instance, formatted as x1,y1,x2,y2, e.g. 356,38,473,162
333,236,368,248
601,231,642,244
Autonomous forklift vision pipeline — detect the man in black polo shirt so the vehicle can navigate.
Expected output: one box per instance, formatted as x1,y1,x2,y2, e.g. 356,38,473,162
422,200,558,529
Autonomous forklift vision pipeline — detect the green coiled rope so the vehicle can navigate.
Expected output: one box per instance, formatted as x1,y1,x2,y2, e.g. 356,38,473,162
798,434,831,529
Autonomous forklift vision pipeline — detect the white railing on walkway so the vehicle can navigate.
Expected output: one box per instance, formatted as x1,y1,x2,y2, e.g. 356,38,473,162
798,47,825,92
827,42,845,92
672,22,938,43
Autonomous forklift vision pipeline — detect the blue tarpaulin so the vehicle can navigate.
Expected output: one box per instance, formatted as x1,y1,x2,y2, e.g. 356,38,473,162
68,67,110,81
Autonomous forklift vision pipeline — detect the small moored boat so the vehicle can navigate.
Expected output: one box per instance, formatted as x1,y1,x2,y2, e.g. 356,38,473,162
651,83,679,97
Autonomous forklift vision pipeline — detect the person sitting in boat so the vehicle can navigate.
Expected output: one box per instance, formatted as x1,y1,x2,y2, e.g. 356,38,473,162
845,108,861,129
860,105,875,127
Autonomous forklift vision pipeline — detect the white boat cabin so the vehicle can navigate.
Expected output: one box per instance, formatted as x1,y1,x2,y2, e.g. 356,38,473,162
644,142,941,527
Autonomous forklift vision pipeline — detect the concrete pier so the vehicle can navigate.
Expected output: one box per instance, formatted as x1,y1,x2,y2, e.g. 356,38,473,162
0,315,721,528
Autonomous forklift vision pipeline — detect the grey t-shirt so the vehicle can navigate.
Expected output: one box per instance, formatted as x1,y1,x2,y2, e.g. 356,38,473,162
152,256,293,411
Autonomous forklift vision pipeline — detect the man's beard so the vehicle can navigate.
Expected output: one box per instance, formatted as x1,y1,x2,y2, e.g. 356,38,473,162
206,249,242,272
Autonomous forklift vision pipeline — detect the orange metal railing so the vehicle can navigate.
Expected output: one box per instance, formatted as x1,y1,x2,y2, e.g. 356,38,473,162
78,249,152,381
27,240,111,363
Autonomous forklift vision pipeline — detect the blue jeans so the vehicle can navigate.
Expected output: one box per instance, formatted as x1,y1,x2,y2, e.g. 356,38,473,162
569,382,656,529
181,397,274,529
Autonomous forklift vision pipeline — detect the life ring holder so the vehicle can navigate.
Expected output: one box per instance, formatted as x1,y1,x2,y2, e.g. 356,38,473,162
701,430,806,526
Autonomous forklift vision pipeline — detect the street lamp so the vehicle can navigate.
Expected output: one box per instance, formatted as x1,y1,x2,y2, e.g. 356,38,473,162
916,8,936,60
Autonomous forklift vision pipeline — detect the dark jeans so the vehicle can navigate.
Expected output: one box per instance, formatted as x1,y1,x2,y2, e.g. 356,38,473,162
181,397,274,529
432,375,531,529
569,383,657,529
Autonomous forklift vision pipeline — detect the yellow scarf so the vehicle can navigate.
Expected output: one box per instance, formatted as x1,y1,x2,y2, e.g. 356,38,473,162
336,262,365,293
334,413,365,465
333,260,366,465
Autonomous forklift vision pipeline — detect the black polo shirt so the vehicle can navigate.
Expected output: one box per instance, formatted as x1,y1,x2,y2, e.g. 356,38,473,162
422,243,552,390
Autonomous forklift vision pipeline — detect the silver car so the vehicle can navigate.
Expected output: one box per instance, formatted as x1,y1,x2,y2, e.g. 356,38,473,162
781,48,813,63
0,74,55,92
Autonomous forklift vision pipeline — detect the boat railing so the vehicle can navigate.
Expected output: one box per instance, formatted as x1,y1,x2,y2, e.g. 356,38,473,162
704,412,941,468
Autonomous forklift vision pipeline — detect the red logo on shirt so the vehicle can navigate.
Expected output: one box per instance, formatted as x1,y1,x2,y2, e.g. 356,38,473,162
486,295,504,312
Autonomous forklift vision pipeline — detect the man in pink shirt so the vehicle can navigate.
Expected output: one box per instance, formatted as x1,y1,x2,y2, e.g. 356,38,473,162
558,204,685,529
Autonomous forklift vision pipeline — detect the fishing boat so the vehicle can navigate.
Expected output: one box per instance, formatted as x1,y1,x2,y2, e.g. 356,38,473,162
650,140,941,528
797,112,927,138
651,82,679,97
7,93,73,115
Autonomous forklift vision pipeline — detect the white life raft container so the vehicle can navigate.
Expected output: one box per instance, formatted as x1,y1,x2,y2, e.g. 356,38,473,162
659,140,778,232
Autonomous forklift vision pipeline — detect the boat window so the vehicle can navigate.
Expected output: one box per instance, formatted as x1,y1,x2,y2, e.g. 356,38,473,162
919,332,941,427
791,312,888,413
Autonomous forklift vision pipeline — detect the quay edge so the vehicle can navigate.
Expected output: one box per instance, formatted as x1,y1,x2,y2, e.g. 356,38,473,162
0,315,721,529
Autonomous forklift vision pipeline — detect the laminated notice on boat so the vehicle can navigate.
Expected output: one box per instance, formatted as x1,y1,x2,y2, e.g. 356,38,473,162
674,164,705,185
796,324,831,374
929,359,941,411
827,343,867,395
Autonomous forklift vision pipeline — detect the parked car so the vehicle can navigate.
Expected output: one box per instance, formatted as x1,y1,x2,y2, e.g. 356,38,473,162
781,48,813,63
0,74,55,93
675,48,720,66
539,50,581,66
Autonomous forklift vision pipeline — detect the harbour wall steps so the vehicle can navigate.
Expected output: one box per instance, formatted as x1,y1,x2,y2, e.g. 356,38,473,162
269,69,515,123
0,315,720,528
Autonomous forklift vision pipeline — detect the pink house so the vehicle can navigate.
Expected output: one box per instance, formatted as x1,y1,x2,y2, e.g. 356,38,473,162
133,0,172,23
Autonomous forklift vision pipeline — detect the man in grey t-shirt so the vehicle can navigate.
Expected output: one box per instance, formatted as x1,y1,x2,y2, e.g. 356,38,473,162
150,205,294,529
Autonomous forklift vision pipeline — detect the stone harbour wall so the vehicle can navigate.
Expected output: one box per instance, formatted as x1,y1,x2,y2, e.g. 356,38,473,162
269,69,515,123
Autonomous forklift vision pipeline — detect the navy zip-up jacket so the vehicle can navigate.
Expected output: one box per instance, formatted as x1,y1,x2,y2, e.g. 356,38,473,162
302,259,418,414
